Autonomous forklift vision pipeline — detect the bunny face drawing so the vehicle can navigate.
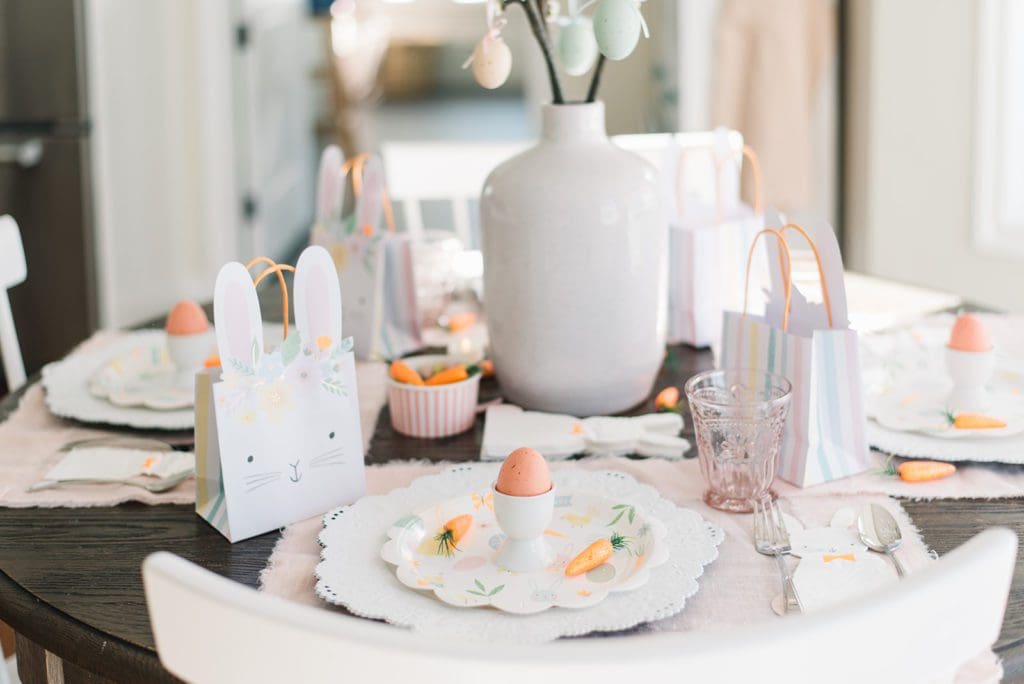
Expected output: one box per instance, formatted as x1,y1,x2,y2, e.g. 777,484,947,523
212,245,367,541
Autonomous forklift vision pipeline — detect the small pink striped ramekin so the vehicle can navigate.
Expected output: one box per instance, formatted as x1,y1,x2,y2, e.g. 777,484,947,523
387,355,482,439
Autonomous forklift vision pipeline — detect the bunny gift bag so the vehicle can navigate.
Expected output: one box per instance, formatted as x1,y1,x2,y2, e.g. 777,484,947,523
668,129,766,348
194,246,366,542
718,219,871,487
311,148,422,361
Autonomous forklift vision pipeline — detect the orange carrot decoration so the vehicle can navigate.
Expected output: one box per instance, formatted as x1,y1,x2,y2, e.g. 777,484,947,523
435,514,473,556
389,360,425,386
565,533,629,577
655,386,680,411
898,461,956,483
947,412,1007,430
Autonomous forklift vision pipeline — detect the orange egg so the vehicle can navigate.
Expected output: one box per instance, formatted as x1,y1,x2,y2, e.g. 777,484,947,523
948,314,992,352
166,300,209,336
496,447,551,497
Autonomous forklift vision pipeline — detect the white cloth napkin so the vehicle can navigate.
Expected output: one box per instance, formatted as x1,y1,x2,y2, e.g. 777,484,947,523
481,405,690,461
42,448,195,482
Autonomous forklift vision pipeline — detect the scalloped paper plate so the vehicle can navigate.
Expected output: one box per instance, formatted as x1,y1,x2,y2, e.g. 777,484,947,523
380,490,668,614
88,340,201,411
316,465,723,643
42,331,195,430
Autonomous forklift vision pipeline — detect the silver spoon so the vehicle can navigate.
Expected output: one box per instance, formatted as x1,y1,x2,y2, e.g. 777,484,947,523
27,470,194,493
857,503,907,577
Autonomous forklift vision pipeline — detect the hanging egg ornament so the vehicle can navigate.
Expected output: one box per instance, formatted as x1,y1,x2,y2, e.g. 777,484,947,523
472,36,513,89
544,0,561,23
593,0,641,61
558,16,598,76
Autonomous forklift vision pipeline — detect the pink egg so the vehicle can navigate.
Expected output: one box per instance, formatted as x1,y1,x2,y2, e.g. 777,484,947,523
948,314,992,352
166,300,209,336
496,447,551,497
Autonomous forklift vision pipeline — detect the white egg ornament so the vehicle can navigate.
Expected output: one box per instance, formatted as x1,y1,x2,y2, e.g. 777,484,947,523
472,36,512,90
593,0,641,61
558,16,598,76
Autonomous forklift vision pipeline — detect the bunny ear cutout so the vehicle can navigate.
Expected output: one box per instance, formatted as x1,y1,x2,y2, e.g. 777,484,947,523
214,262,264,368
294,245,343,347
355,155,386,235
830,508,857,529
316,145,345,223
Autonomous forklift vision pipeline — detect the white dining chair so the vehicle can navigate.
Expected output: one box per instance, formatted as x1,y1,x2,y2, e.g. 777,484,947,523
144,527,1015,684
380,141,528,249
0,215,27,391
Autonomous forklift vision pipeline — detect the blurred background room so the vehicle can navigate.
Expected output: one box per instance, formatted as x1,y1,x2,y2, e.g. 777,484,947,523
0,0,1021,395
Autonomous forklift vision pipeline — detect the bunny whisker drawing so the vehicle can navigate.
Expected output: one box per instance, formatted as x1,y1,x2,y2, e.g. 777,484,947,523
245,474,282,493
243,472,281,484
195,245,368,542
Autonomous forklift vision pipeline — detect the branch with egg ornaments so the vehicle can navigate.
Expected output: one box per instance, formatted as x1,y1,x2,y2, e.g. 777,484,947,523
467,0,647,103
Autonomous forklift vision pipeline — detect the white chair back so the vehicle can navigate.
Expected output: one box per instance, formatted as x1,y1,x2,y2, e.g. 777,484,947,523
380,141,528,249
0,215,27,391
144,527,1015,684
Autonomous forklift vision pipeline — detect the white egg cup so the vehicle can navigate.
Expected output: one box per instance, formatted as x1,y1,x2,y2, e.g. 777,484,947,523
945,345,996,414
166,331,211,387
492,483,555,573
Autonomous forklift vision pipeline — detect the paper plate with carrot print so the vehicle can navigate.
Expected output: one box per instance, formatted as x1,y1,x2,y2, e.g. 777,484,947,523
379,487,668,614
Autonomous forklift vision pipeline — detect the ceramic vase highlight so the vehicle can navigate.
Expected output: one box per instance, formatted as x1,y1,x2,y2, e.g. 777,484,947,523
480,102,665,416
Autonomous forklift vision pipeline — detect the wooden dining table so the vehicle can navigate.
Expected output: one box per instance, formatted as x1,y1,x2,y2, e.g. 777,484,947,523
1,339,1023,683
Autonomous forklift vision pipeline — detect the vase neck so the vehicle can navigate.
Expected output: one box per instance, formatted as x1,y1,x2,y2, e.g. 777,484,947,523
540,102,607,142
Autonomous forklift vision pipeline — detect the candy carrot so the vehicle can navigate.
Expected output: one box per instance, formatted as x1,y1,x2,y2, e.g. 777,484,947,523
565,533,629,577
435,514,473,556
425,363,483,386
480,359,495,378
655,386,680,411
947,411,1007,429
390,360,425,386
898,460,956,483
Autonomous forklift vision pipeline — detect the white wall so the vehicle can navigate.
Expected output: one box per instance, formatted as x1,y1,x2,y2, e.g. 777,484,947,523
846,0,1024,312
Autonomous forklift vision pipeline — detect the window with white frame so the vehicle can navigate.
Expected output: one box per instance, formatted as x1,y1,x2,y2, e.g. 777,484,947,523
973,0,1024,258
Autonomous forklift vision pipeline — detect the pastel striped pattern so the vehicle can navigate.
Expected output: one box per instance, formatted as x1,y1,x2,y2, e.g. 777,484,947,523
388,376,481,439
667,215,763,348
720,311,870,488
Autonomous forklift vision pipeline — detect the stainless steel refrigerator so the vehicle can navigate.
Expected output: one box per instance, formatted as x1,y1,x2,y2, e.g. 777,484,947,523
0,0,97,390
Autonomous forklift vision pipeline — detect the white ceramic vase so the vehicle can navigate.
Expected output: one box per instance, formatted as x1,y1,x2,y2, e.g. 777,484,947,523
480,102,665,416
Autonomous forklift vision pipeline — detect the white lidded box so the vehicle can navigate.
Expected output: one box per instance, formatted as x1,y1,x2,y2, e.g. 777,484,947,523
387,354,481,438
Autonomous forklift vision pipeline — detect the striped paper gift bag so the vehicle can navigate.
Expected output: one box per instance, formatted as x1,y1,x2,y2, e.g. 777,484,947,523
668,134,766,348
719,220,870,488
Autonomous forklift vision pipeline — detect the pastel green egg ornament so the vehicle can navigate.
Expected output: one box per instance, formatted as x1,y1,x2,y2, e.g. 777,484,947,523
558,16,598,76
593,0,641,61
472,36,513,89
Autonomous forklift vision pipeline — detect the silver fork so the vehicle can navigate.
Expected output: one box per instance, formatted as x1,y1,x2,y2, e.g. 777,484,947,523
753,496,803,614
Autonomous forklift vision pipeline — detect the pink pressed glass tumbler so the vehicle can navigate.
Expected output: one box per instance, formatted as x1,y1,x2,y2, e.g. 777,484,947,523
684,369,792,513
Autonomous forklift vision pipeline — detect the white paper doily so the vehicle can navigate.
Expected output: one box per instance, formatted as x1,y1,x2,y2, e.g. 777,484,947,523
42,331,195,431
316,464,723,643
88,339,197,411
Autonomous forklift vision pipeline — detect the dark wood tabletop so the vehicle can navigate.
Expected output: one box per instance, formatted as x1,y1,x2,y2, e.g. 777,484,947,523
1,344,1023,682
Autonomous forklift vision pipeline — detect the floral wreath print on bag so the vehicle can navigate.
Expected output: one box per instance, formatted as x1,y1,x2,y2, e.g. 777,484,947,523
213,250,355,425
311,151,396,273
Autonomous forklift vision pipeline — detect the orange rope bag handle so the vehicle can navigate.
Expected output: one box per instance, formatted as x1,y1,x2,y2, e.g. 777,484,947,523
741,222,834,332
675,141,764,224
341,153,396,234
245,256,297,339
